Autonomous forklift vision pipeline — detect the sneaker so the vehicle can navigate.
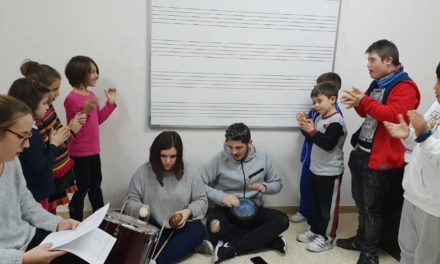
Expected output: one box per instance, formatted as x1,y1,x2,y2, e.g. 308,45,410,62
290,212,307,223
336,236,361,251
267,236,287,254
306,235,334,252
297,230,318,243
213,242,237,264
357,252,379,264
194,240,214,255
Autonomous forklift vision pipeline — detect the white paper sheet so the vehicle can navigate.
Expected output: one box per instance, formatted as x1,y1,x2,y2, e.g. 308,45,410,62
41,203,116,264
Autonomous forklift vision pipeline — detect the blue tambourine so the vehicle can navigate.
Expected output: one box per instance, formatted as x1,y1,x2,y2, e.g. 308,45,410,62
230,197,257,221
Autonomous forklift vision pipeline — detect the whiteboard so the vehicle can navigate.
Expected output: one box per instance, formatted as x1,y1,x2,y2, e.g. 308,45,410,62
148,0,341,128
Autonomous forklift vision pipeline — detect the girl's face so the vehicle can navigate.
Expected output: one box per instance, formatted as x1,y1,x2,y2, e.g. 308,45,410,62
160,147,177,171
35,94,50,119
87,63,99,87
0,114,33,162
47,78,61,104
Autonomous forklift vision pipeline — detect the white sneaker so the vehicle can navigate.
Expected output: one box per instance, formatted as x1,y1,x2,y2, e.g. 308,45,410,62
297,230,318,243
290,212,307,223
306,235,334,252
194,239,214,255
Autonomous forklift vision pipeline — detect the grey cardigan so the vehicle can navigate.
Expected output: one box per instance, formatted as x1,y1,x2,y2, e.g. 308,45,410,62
0,158,62,264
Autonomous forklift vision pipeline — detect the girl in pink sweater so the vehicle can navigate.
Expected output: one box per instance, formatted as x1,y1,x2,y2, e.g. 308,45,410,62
64,55,117,220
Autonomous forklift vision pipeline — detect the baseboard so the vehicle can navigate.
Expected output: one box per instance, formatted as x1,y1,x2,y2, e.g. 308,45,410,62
57,206,358,219
267,205,357,214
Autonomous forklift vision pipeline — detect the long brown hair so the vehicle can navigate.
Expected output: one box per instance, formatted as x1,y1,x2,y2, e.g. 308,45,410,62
149,131,184,186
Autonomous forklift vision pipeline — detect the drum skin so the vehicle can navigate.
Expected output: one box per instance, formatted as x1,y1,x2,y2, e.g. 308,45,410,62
230,197,257,221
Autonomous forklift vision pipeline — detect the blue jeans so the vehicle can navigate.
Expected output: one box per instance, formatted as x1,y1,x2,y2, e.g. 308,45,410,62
151,220,205,264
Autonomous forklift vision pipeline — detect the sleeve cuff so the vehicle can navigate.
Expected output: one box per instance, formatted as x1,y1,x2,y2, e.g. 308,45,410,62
415,131,432,143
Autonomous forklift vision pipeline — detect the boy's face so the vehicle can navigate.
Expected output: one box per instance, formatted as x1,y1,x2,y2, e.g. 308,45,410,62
312,94,336,116
367,52,393,80
226,140,251,161
434,78,440,103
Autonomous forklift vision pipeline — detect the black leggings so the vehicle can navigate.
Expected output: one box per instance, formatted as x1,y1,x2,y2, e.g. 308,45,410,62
207,206,289,255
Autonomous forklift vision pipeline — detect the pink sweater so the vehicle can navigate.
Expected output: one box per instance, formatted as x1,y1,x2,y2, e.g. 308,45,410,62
64,90,116,157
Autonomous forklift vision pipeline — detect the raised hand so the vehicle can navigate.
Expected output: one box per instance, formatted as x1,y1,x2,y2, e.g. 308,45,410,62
384,114,409,139
105,88,117,104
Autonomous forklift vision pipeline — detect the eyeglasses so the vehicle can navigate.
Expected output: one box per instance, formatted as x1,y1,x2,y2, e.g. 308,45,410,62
6,129,32,145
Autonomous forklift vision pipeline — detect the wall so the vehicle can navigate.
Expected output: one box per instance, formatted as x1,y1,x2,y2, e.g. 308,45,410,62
0,0,439,210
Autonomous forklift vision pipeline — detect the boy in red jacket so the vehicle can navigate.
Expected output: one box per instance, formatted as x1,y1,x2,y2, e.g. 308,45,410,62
339,39,420,264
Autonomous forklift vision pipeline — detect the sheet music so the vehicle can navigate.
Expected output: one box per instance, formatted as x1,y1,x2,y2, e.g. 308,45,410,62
41,203,116,264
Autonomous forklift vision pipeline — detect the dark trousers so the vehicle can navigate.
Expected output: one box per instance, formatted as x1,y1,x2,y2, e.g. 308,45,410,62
69,154,104,221
349,147,403,253
206,206,289,255
27,228,87,264
308,172,341,240
150,220,206,264
299,164,311,218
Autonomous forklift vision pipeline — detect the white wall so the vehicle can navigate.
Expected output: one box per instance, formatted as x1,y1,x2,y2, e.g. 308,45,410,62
1,0,439,210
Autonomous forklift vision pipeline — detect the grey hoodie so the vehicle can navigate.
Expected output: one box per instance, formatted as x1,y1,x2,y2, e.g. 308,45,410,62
200,144,282,207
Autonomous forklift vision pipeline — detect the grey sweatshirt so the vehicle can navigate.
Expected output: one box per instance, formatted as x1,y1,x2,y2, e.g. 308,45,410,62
125,162,207,229
0,158,62,264
200,144,282,207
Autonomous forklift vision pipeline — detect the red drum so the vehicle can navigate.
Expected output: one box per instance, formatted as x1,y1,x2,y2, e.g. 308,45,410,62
100,211,159,264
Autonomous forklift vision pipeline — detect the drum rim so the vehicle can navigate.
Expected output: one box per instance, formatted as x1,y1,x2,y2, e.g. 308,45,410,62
105,211,159,234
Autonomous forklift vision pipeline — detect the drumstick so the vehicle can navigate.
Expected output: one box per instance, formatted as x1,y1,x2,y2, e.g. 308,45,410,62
150,220,166,262
152,231,174,261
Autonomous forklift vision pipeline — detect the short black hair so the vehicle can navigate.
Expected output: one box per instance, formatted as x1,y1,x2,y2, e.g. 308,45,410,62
149,131,184,186
8,78,49,117
225,122,251,143
365,39,400,66
311,82,339,99
316,72,341,90
65,55,99,88
436,61,440,79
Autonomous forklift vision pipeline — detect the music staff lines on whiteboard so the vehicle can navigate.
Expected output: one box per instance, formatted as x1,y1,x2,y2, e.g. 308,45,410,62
152,5,337,32
151,71,316,90
152,40,333,62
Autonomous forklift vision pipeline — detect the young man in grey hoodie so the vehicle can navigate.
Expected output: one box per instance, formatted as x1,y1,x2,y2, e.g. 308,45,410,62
200,122,289,263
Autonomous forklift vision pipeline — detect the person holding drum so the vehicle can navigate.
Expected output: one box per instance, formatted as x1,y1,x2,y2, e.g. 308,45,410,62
200,122,290,263
125,131,208,264
0,95,84,264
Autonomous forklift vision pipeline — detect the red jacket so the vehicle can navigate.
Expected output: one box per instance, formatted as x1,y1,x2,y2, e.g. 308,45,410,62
354,80,420,170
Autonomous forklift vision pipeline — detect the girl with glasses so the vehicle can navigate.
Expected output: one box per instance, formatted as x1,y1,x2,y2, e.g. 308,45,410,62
0,94,82,263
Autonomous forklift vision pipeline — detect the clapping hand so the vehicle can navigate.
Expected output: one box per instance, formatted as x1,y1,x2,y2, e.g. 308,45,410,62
105,88,117,104
384,114,410,139
340,87,365,109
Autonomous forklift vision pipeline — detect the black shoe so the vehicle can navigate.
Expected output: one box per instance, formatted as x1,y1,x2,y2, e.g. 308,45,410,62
213,242,237,264
357,252,379,264
267,236,287,254
336,236,361,251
